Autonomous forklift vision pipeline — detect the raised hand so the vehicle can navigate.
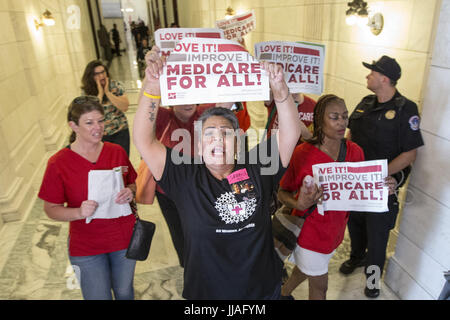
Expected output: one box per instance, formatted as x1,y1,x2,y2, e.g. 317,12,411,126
143,45,165,96
260,61,289,102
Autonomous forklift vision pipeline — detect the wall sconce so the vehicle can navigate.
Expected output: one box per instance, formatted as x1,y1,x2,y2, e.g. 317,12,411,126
368,12,384,36
345,0,368,26
345,0,384,35
225,7,235,19
35,9,55,30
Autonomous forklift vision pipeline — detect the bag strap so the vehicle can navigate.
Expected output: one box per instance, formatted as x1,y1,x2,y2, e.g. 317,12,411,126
130,200,139,221
337,138,347,162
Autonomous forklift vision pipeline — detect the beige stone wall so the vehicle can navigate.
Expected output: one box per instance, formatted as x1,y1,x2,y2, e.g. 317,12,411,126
178,0,439,111
0,0,96,224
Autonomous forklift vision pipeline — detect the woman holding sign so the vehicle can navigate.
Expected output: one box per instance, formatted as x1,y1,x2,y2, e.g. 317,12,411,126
134,47,301,299
278,95,397,300
38,96,137,300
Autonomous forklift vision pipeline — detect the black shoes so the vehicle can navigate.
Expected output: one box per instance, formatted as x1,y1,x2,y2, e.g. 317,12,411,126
339,257,366,275
364,286,380,298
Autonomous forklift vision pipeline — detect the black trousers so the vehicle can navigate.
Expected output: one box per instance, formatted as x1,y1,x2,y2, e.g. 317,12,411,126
155,191,184,267
102,128,130,156
347,194,399,277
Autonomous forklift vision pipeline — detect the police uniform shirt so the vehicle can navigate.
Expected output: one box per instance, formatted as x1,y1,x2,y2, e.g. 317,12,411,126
348,90,424,162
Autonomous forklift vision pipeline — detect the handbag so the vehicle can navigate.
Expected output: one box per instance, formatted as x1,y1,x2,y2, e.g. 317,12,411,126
126,200,156,261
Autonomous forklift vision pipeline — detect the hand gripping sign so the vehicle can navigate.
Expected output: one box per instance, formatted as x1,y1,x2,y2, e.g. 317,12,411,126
160,37,269,106
254,41,325,95
215,10,256,41
312,160,389,215
155,28,224,57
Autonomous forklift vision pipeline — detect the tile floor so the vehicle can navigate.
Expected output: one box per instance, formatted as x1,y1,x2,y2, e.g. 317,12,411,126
0,34,398,300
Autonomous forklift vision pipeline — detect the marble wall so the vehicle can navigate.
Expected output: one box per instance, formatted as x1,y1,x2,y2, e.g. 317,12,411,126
0,0,96,225
384,0,450,300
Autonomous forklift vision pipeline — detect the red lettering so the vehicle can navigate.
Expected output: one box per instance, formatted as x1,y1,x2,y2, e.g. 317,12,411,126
167,77,177,90
195,76,206,88
364,182,374,189
217,75,230,87
213,63,223,74
167,65,180,75
244,74,255,86
349,191,358,200
225,64,237,73
251,63,260,73
232,75,243,86
331,191,340,200
179,76,192,89
238,63,249,74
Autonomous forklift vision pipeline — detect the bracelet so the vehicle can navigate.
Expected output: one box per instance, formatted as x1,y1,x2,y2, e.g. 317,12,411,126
143,91,161,99
273,88,290,104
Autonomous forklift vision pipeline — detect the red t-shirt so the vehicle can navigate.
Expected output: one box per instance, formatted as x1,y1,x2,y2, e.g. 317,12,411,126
266,95,316,138
154,105,212,194
279,141,365,254
155,105,212,151
38,142,137,256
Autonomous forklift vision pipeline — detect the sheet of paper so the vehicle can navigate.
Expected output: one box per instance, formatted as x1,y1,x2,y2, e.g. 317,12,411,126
86,166,132,223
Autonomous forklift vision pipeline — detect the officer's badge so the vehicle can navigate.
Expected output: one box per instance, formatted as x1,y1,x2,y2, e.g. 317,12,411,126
409,116,420,131
385,110,396,120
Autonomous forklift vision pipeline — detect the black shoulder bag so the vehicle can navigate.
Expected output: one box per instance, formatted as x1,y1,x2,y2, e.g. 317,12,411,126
126,200,156,261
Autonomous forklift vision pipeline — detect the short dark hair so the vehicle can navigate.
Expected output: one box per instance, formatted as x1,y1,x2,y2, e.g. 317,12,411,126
67,95,104,143
197,107,240,131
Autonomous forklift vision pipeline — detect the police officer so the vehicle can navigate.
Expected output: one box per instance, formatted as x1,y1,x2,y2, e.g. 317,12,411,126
339,56,424,298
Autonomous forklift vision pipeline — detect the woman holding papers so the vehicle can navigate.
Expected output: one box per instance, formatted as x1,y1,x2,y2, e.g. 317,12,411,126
134,47,301,299
38,96,137,300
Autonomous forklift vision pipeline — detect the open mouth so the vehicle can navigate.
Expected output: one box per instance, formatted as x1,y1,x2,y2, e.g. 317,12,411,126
211,146,224,156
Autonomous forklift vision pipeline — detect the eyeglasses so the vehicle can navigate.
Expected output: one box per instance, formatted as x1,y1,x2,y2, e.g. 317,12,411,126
93,69,106,76
73,95,100,104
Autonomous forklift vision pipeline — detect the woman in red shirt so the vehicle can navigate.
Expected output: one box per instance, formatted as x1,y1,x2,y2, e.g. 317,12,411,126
278,94,362,300
278,94,396,300
38,96,137,300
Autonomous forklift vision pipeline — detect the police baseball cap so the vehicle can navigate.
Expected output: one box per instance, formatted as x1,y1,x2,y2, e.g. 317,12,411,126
362,55,401,81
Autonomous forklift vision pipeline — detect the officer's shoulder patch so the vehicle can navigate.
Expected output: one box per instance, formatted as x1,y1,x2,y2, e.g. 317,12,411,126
408,115,420,131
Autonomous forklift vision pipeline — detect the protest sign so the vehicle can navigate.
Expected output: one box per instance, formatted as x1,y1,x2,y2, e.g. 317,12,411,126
155,28,224,56
254,41,325,95
215,10,256,41
160,37,269,106
312,160,389,215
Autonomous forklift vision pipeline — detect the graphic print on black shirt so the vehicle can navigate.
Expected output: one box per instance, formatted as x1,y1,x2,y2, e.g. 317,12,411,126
214,168,257,225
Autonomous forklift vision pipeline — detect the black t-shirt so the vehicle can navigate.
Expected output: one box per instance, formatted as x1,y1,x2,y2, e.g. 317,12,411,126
157,138,284,299
348,91,424,162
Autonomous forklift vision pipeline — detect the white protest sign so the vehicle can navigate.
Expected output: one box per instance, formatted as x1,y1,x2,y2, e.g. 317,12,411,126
215,10,256,41
155,28,224,57
160,37,269,106
312,160,389,215
254,41,325,95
